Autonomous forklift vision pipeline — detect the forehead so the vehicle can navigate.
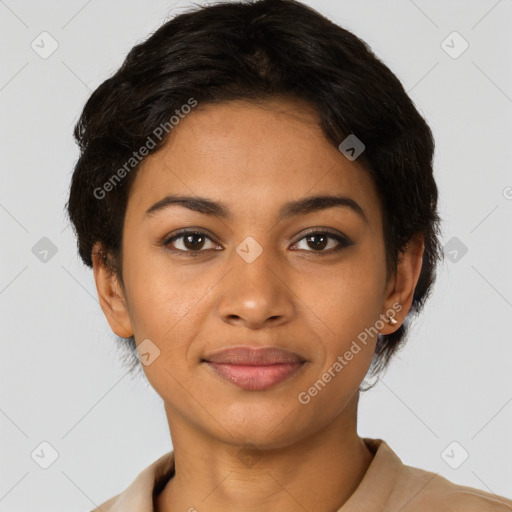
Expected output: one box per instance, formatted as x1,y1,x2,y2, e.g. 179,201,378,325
127,98,382,227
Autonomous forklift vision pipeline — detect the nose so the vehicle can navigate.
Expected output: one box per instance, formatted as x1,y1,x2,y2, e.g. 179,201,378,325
216,244,295,330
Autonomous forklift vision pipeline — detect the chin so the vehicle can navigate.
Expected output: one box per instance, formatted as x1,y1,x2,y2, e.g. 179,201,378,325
207,405,314,450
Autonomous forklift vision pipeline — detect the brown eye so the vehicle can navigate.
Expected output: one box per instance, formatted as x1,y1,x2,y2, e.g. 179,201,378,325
181,233,207,250
164,231,219,253
291,231,352,254
305,233,329,251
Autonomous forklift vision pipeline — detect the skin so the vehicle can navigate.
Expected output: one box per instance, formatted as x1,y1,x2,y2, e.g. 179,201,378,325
92,97,424,512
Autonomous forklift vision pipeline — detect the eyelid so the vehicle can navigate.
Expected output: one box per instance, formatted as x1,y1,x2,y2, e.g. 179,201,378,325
291,227,350,244
289,228,353,254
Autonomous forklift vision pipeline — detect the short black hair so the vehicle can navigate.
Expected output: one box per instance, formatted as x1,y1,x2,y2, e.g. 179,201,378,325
66,0,443,379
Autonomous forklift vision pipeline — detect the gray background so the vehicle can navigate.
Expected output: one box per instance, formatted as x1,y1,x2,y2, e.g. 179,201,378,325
1,0,511,510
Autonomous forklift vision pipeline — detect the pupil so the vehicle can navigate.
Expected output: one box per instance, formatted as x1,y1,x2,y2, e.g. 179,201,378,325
307,234,327,250
184,234,204,250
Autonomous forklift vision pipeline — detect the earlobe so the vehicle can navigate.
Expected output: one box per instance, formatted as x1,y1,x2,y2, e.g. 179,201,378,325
380,233,425,335
91,243,134,338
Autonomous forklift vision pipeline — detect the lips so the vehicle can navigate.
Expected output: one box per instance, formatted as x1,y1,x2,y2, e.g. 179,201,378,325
204,346,305,365
202,346,306,391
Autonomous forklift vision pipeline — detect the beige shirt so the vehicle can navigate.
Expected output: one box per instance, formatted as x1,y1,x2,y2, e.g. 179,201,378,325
92,438,512,511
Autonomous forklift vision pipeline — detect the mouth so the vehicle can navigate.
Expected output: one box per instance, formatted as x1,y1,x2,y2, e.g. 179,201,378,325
202,346,307,391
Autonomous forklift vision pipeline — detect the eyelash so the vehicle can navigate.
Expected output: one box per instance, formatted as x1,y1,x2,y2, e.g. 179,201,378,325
162,228,353,256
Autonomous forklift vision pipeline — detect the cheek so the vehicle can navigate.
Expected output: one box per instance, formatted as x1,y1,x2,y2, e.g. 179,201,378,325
122,249,221,361
294,264,382,412
122,237,189,319
124,265,211,392
127,272,205,339
296,255,385,342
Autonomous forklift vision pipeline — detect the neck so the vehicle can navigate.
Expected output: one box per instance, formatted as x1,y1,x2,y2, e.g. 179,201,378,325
155,393,374,512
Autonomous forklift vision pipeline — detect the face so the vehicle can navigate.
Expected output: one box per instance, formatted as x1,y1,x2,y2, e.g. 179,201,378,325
93,98,422,449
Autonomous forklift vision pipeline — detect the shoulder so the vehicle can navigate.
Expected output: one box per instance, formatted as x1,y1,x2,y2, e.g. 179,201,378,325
90,493,120,512
405,466,512,512
392,453,512,511
363,439,512,512
88,451,175,512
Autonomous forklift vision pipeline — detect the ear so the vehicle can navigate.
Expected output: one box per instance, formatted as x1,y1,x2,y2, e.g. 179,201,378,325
91,242,134,338
380,233,425,335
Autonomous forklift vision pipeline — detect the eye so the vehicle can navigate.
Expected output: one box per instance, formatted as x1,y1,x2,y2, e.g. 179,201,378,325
162,228,353,256
290,230,352,254
163,230,221,254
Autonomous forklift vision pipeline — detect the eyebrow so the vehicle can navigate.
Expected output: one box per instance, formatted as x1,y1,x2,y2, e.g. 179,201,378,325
145,194,368,223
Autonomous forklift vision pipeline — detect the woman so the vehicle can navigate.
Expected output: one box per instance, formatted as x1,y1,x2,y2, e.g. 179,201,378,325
66,0,512,510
